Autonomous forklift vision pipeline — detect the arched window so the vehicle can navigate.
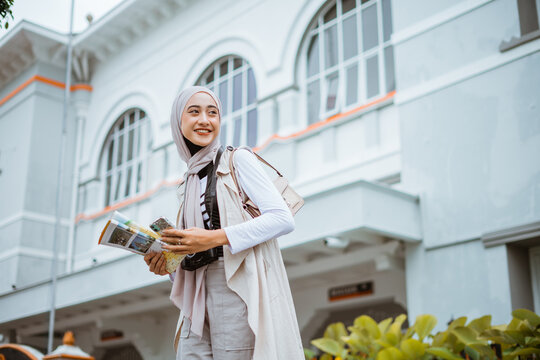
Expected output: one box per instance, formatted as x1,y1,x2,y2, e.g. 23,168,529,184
305,0,394,124
197,56,258,147
101,108,150,206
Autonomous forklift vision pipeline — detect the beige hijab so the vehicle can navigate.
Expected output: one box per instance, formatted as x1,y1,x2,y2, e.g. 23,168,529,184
169,86,222,338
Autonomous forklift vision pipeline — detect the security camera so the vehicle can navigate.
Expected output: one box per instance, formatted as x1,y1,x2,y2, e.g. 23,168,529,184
323,237,349,249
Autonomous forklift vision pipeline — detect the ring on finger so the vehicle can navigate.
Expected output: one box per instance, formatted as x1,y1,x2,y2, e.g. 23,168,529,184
177,239,182,245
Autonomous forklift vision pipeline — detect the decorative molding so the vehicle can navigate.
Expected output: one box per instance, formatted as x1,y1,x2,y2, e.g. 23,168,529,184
395,36,540,105
482,221,540,248
0,247,66,262
0,211,71,230
392,0,494,45
500,29,540,52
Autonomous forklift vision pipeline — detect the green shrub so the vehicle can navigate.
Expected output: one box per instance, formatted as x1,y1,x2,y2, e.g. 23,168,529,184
307,309,540,360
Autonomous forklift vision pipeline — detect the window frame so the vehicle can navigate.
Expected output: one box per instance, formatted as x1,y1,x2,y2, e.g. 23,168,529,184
302,0,395,125
198,56,258,147
101,108,150,207
500,0,540,52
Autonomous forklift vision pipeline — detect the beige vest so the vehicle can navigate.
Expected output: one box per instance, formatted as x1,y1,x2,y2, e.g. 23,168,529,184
174,148,304,359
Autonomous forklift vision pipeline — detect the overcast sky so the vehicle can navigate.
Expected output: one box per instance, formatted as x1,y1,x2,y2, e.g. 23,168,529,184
0,0,125,38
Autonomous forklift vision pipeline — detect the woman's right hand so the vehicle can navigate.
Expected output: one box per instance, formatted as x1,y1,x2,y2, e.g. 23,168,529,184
144,252,168,275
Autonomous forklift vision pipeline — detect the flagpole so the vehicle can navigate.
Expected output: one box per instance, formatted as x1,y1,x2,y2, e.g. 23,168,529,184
48,0,75,353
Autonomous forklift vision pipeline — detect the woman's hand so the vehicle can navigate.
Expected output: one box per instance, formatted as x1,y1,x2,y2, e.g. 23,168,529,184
161,228,229,255
144,252,169,275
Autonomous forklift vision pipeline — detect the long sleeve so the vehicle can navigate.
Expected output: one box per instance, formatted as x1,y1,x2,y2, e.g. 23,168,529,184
224,149,295,254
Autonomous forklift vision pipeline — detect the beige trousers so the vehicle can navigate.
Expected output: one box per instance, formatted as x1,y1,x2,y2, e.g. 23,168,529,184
176,258,255,360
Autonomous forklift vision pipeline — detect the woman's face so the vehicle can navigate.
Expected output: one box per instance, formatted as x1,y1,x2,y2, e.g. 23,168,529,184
181,92,220,147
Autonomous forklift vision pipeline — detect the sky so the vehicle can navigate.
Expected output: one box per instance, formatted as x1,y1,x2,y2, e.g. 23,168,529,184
0,0,125,38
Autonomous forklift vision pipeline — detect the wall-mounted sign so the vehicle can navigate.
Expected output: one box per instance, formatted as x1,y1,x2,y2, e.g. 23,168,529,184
328,281,373,302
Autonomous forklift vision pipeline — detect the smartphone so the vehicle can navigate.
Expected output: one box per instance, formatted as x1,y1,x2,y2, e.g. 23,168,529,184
149,216,174,235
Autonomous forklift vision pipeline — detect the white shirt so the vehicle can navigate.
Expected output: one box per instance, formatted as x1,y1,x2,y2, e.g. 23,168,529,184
222,148,295,254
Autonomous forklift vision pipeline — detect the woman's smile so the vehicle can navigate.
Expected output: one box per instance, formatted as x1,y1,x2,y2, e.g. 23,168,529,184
181,92,220,147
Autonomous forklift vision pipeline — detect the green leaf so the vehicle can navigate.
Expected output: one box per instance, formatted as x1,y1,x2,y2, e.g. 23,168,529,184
469,344,497,360
304,348,316,360
388,314,408,341
400,339,425,359
311,338,343,356
425,347,462,360
431,331,448,347
377,347,406,360
376,339,396,349
355,315,382,339
478,329,516,344
343,332,369,354
448,317,468,330
507,318,521,331
452,327,481,345
414,315,437,341
467,315,492,334
508,347,540,357
512,309,540,328
324,322,348,344
385,331,400,346
504,330,527,346
464,345,480,360
379,318,394,335
320,354,333,360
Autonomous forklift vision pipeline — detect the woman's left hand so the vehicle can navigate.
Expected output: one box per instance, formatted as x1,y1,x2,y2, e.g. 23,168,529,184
161,228,229,255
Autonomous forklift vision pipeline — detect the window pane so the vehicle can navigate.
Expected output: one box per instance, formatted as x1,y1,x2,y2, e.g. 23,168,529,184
234,58,243,69
307,80,320,124
346,64,358,105
107,141,113,170
247,109,257,147
119,117,125,130
129,112,135,125
233,116,242,146
326,73,339,111
382,0,393,42
366,54,380,98
324,24,338,69
362,4,379,51
219,81,228,116
206,70,214,84
114,172,122,201
117,134,124,166
127,128,134,161
247,68,256,105
139,110,145,119
342,14,358,60
135,122,141,156
105,175,111,206
307,35,320,77
220,122,227,145
342,0,356,14
136,163,142,193
324,4,337,23
125,166,132,197
384,45,395,92
220,61,228,76
233,73,243,112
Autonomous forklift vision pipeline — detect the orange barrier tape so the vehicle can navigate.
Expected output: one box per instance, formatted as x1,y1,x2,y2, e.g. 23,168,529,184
0,75,92,107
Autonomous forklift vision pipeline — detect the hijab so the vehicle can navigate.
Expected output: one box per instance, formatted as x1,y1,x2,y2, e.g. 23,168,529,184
169,86,222,337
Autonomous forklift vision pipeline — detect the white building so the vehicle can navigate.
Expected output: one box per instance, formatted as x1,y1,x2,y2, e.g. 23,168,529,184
1,0,539,358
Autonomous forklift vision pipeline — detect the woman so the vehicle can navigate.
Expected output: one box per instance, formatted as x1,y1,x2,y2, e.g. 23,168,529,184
144,86,304,360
